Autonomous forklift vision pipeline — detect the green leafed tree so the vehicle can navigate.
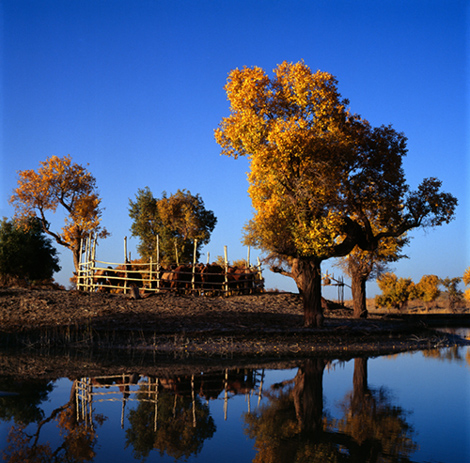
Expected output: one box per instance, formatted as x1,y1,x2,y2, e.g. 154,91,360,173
129,188,217,264
215,60,457,327
0,217,61,283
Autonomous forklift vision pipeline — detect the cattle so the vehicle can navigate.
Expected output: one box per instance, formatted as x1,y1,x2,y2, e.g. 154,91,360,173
93,268,110,289
104,263,143,293
227,265,255,295
200,263,225,295
169,264,193,292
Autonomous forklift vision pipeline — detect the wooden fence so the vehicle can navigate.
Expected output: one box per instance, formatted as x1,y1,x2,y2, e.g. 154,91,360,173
77,235,264,295
76,369,265,429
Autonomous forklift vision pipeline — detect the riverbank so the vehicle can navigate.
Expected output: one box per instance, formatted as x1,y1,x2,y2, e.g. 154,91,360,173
1,287,469,359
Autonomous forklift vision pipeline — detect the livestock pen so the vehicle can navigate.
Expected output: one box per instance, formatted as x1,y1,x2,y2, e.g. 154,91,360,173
76,236,264,296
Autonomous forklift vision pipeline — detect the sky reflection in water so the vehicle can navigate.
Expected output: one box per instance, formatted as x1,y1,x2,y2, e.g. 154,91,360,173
0,344,468,463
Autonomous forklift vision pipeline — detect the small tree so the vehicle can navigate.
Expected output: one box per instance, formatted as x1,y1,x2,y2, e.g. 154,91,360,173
9,155,108,274
337,234,408,318
129,188,216,264
463,267,470,303
412,274,441,309
0,217,60,282
440,277,463,312
375,272,415,310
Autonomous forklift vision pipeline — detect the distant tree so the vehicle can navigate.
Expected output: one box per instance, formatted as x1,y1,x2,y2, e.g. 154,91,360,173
0,217,60,282
440,277,463,312
129,188,216,264
215,60,457,327
337,234,408,318
463,267,470,303
9,155,108,274
411,274,441,308
375,272,415,310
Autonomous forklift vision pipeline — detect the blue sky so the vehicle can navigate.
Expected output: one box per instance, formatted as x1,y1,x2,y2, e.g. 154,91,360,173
1,0,468,297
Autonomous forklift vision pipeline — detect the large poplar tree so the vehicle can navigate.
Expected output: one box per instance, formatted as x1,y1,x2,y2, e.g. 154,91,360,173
215,61,457,327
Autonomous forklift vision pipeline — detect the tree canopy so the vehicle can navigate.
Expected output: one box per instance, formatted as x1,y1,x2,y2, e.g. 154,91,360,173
215,60,457,326
129,188,217,264
9,155,108,273
0,217,60,282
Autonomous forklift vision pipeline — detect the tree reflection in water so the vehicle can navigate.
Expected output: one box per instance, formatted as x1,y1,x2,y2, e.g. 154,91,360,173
244,358,417,463
1,380,106,463
125,369,258,460
0,358,426,462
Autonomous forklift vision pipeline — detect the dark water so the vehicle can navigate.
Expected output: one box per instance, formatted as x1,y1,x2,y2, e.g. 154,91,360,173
0,340,468,462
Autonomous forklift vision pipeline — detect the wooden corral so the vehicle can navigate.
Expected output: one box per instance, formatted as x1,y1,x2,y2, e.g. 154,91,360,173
77,236,264,296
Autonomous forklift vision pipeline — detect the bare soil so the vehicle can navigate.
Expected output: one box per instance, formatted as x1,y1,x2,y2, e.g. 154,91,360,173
0,287,469,379
0,286,468,356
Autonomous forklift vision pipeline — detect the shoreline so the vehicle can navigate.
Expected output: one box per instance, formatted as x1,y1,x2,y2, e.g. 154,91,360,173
0,287,468,377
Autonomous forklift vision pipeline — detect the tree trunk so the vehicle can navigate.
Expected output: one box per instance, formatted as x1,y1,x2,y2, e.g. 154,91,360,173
293,358,326,435
352,357,368,407
351,272,368,319
291,258,323,327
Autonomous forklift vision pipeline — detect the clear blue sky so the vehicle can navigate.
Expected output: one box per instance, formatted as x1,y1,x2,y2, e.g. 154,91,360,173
1,0,468,297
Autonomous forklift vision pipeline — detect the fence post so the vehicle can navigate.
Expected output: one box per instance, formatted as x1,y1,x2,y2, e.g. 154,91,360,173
85,234,92,292
156,235,160,292
224,245,229,295
192,239,198,292
124,236,128,294
77,237,84,290
90,233,97,292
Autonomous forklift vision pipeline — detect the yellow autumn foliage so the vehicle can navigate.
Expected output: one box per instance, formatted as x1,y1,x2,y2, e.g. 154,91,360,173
10,155,108,270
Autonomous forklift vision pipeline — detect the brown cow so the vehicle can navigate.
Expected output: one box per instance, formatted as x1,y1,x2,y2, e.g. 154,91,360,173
227,265,255,295
201,263,225,296
170,264,192,292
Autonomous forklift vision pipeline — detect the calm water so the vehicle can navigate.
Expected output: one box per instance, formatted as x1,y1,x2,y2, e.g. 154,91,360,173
0,341,468,462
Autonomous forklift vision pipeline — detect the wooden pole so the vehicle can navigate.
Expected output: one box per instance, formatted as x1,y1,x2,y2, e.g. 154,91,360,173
192,239,198,292
156,235,160,291
124,236,128,294
224,246,228,294
91,234,97,292
77,237,84,290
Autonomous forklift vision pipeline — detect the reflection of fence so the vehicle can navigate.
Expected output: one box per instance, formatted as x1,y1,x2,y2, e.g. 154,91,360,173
76,235,264,295
75,369,265,430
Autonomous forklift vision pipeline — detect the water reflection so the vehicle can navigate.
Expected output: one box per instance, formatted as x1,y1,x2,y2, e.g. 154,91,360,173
245,358,416,462
2,379,106,462
1,345,468,462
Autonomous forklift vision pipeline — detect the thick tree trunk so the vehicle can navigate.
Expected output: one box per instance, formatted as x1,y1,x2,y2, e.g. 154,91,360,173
351,272,368,319
291,258,323,327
